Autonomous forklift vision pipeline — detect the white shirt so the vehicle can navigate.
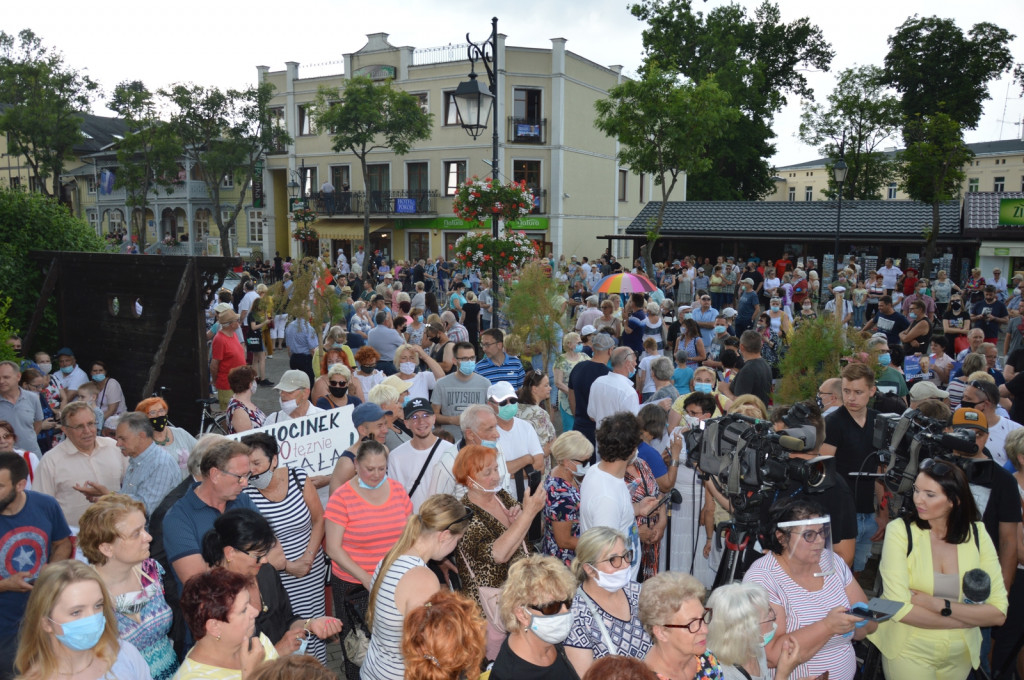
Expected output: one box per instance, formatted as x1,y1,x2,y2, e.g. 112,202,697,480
496,417,543,472
587,372,641,428
985,415,1023,467
238,290,260,320
579,465,641,580
56,365,89,391
879,266,902,290
388,436,458,511
824,299,853,327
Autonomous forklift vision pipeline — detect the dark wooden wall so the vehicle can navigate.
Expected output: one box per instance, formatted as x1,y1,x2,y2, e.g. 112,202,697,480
28,252,233,435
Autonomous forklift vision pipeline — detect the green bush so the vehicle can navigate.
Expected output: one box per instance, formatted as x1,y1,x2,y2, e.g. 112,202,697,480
776,315,870,405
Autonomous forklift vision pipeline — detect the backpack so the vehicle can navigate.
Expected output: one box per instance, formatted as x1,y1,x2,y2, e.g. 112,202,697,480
792,278,808,304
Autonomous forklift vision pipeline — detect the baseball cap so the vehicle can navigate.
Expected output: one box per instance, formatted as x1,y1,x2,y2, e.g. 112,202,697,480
741,278,755,286
404,397,433,419
591,333,617,351
832,286,846,294
722,308,738,318
580,324,597,337
352,402,392,428
909,382,948,402
952,408,988,431
274,370,310,392
214,302,232,314
487,381,517,403
55,347,74,358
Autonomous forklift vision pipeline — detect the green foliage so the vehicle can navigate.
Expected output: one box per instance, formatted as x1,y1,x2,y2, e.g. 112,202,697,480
776,315,865,405
162,82,290,256
882,16,1015,130
0,188,104,350
630,0,833,200
799,66,901,200
595,65,736,277
0,297,19,362
0,29,98,197
266,258,341,329
108,80,183,251
503,263,566,374
314,77,433,271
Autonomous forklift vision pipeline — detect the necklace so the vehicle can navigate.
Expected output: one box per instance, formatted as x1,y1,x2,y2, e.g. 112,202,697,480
58,656,95,675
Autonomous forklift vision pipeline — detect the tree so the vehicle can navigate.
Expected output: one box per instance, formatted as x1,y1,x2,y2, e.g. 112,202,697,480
108,81,183,251
595,67,736,278
897,113,972,276
162,83,289,256
630,0,833,200
314,76,433,275
0,29,98,198
881,16,1015,130
503,262,566,375
0,188,103,348
799,66,902,200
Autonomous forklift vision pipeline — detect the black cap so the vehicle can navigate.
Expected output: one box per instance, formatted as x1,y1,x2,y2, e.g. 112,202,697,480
404,397,433,419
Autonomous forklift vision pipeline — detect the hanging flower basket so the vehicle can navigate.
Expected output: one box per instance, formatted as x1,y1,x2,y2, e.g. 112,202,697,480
451,177,535,227
449,231,539,276
292,225,319,242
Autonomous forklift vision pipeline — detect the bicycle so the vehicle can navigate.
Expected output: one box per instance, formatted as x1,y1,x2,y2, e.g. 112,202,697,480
197,397,229,435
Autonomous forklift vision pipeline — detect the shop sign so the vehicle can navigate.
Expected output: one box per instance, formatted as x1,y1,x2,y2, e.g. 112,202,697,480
998,199,1024,226
353,64,396,81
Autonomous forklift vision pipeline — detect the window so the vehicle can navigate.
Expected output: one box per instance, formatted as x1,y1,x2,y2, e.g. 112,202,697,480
443,92,462,126
618,169,627,201
298,105,315,136
514,160,542,213
300,166,317,198
444,161,467,195
9,177,20,190
413,93,429,115
367,164,390,212
195,209,210,240
87,177,97,194
248,210,263,243
639,174,645,203
788,187,796,202
269,107,286,152
887,182,898,199
108,210,124,231
968,178,979,193
1020,175,1024,193
513,89,542,123
220,210,235,238
994,176,1005,192
805,186,813,202
408,231,430,262
221,175,234,189
88,211,98,231
407,162,429,194
29,176,42,192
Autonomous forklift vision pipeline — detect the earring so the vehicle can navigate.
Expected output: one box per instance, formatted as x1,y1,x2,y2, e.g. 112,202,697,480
216,634,221,641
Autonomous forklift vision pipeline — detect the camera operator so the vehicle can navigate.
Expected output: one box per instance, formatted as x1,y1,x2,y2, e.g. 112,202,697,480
961,377,1022,468
820,363,885,575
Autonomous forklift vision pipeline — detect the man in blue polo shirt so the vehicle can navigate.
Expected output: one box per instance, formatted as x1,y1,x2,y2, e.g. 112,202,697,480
162,438,257,592
475,328,525,389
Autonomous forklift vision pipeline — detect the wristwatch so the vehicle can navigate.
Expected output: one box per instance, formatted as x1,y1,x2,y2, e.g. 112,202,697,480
671,459,683,467
940,599,952,617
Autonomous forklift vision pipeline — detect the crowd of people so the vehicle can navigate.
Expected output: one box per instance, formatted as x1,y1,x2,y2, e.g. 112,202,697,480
2,246,1024,680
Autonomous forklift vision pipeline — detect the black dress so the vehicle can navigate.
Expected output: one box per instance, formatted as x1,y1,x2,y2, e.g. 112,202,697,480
463,302,481,347
490,638,580,680
255,563,300,648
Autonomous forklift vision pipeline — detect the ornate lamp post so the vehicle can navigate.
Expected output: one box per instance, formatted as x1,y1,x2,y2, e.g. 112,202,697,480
832,133,848,284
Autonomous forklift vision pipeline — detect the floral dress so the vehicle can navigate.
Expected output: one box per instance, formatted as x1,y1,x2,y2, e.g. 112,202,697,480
518,403,556,450
554,352,587,414
541,475,581,565
116,558,177,680
625,459,661,581
226,398,265,434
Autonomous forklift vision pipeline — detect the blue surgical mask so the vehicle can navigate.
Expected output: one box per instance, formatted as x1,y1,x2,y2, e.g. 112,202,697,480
878,352,891,367
684,313,693,320
628,368,636,379
403,396,412,406
498,403,519,420
909,313,917,319
416,315,424,323
762,622,777,647
575,343,584,353
60,365,74,375
770,306,780,312
50,612,106,651
91,374,105,382
458,360,476,376
481,439,498,449
357,475,388,490
694,382,713,394
714,326,726,334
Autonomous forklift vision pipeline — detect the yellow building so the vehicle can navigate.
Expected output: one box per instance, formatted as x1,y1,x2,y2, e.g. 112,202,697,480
259,32,649,263
767,138,1024,202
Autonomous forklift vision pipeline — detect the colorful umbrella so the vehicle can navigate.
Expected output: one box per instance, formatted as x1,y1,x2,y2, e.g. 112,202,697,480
594,272,658,293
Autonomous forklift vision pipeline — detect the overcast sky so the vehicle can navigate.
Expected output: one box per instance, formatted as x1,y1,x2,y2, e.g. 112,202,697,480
7,0,1023,167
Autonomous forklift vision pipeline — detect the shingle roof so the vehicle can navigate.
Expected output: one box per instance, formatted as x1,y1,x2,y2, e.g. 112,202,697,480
964,191,1024,233
0,103,125,154
625,199,962,239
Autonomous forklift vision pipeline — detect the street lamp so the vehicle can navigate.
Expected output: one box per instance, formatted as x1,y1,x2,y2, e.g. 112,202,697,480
832,136,848,284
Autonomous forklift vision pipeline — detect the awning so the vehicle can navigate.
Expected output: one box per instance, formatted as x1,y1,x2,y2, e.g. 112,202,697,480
315,224,385,240
979,241,1024,258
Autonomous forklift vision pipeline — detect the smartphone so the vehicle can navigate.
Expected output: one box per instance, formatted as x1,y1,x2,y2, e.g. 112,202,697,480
846,598,901,622
651,492,673,513
528,469,543,495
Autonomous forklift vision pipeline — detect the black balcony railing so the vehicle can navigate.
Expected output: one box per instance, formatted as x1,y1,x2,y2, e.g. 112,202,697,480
307,189,439,216
507,117,547,144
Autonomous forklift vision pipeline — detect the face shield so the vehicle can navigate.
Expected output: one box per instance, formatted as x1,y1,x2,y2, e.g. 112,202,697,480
777,515,835,577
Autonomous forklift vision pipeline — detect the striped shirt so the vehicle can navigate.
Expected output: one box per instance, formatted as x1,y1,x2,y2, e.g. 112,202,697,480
743,551,857,680
324,479,412,583
475,353,525,389
361,555,426,680
122,443,183,518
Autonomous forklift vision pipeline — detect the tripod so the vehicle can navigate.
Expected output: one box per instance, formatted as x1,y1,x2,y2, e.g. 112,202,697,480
711,519,759,589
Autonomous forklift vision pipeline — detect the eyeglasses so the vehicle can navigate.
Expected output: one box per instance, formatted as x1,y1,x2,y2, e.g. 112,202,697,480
788,525,830,543
441,507,474,533
328,381,348,387
218,468,252,484
65,422,97,432
920,457,957,477
527,599,573,616
661,608,713,632
407,412,433,422
480,342,498,349
239,547,270,562
761,609,777,625
593,549,634,570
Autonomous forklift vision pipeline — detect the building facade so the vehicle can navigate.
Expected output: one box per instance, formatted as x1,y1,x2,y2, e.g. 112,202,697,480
259,31,649,263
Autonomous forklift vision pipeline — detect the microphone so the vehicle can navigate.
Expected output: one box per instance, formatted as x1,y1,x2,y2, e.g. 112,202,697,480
963,568,990,604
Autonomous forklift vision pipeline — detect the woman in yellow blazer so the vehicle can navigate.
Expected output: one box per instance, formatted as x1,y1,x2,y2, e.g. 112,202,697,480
869,458,1008,680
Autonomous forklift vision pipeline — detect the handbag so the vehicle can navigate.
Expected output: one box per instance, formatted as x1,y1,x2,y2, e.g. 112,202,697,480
459,549,507,660
341,591,370,667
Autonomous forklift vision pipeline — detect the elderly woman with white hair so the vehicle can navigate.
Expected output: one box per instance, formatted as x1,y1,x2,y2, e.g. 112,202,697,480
706,582,801,680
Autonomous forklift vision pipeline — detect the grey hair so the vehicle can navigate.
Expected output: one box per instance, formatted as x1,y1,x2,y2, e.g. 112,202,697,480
638,571,707,638
460,403,494,436
441,311,457,325
188,434,223,479
118,412,154,438
610,346,633,368
651,356,673,381
571,527,627,585
705,582,771,666
0,360,19,374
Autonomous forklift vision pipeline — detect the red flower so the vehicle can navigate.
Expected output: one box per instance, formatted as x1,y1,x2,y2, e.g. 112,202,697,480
478,244,484,249
484,254,491,261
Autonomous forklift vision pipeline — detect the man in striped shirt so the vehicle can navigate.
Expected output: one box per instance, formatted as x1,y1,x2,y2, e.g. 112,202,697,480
475,328,525,389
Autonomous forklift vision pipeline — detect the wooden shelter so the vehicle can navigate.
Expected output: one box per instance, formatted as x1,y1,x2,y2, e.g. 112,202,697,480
25,252,234,434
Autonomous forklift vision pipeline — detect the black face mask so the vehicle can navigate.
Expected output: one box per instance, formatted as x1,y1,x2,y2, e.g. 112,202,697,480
149,415,168,432
428,335,439,344
329,385,348,399
360,365,376,373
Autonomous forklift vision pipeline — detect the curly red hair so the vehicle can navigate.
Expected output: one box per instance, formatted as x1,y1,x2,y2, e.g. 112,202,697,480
181,568,252,640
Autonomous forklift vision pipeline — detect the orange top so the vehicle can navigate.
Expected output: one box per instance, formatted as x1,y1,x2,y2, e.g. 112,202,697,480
324,478,413,582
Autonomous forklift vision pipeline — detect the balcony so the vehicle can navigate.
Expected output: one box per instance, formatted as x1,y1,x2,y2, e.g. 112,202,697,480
507,118,547,144
307,189,439,217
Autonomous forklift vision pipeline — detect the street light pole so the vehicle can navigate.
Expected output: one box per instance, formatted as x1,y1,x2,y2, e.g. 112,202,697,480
832,132,848,285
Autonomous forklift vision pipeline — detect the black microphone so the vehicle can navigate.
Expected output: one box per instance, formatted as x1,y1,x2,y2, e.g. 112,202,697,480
669,488,682,504
963,568,990,604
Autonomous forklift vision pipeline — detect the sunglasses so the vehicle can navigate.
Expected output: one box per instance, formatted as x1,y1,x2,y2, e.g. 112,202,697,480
494,398,518,406
328,380,348,387
920,457,957,477
441,507,474,533
527,598,574,616
662,608,713,632
593,549,634,570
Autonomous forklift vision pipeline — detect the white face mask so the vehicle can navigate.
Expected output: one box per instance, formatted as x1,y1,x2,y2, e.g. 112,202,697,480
400,361,417,375
470,477,502,494
591,564,631,592
37,363,52,375
528,610,574,644
249,466,274,490
251,381,258,395
280,398,298,415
